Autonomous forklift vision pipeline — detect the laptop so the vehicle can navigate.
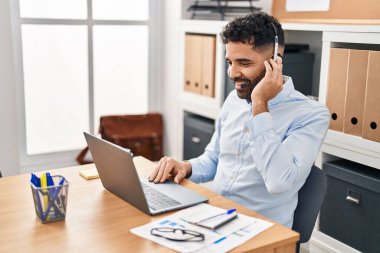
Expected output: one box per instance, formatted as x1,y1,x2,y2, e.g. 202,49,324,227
84,132,208,215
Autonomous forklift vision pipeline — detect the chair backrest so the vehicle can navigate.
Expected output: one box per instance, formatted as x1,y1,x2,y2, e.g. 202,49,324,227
292,165,327,243
0,170,2,178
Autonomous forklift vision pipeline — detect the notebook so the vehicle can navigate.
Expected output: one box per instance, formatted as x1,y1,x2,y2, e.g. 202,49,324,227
83,132,208,215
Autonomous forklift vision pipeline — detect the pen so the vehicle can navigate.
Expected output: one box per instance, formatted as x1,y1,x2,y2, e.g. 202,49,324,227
198,208,237,223
42,176,66,221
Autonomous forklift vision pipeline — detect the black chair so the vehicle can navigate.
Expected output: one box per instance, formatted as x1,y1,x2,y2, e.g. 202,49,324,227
0,170,2,178
292,165,327,253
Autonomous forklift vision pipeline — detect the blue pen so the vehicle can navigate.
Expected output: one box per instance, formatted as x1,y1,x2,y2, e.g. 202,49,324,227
198,208,237,223
30,174,43,216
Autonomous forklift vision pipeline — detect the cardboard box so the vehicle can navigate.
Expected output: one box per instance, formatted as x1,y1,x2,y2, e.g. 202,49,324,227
272,0,380,24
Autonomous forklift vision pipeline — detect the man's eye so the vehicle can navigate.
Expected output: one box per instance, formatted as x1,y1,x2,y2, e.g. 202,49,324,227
226,61,232,66
240,62,249,66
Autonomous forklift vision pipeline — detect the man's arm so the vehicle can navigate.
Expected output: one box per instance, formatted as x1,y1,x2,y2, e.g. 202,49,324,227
187,111,224,183
248,109,330,194
149,106,225,184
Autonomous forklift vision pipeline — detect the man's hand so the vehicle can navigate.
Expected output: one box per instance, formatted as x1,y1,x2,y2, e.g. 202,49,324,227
148,156,192,184
251,57,283,115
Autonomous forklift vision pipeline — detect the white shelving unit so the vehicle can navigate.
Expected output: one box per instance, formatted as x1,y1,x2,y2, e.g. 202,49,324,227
178,18,380,252
179,20,226,120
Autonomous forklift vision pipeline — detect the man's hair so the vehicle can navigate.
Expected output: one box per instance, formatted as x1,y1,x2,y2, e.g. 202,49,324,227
221,12,285,50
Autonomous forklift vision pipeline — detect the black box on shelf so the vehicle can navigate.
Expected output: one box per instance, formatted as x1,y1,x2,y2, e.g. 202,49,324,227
320,160,380,253
183,113,214,160
283,51,314,96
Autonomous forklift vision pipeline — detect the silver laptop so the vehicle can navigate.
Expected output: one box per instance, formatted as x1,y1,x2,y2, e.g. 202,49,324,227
84,132,208,215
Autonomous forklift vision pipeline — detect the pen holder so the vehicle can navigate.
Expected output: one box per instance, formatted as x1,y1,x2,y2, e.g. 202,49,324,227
30,175,69,223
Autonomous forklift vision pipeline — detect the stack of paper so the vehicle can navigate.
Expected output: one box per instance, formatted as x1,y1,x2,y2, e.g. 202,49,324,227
130,204,273,253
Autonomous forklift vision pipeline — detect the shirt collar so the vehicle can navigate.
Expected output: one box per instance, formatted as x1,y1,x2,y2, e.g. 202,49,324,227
268,75,294,107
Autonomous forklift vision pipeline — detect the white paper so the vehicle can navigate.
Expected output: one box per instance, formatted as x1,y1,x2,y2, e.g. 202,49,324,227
286,0,330,12
130,204,272,253
196,219,273,253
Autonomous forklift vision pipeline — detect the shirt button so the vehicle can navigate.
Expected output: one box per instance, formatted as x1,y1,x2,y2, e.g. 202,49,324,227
237,152,241,156
244,128,249,133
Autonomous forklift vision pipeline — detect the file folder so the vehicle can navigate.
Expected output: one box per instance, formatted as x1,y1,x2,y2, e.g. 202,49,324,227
184,34,216,97
363,51,380,142
201,35,216,98
326,48,349,132
343,50,369,136
184,34,202,94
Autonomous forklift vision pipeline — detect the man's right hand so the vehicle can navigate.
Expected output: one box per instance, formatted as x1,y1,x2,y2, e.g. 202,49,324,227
148,156,192,184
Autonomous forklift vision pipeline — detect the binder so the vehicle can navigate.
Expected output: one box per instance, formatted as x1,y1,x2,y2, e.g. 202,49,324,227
326,48,349,132
362,51,380,142
184,34,216,97
184,34,202,94
343,50,369,136
201,35,216,97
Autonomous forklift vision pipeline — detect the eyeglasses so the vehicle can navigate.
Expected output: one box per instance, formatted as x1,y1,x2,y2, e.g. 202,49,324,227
151,227,205,242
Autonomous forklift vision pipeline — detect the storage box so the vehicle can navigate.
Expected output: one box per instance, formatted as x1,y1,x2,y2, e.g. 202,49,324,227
183,114,214,160
283,52,314,96
320,160,380,252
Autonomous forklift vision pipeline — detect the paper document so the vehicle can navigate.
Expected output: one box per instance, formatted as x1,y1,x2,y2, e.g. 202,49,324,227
130,203,273,252
196,219,273,253
286,0,330,12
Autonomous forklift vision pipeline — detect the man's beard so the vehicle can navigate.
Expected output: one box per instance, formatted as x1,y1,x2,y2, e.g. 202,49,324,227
231,70,266,101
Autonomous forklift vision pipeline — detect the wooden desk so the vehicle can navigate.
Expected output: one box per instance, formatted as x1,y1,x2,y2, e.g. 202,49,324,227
0,157,299,252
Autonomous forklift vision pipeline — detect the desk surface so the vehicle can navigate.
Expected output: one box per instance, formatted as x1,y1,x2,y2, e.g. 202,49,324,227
0,156,298,253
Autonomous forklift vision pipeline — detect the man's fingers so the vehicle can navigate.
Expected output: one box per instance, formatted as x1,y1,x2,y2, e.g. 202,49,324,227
149,160,162,181
174,170,186,184
263,61,272,78
154,159,167,183
269,59,279,80
161,159,174,183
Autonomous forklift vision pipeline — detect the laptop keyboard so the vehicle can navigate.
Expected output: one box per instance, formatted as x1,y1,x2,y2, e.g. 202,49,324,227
141,183,182,210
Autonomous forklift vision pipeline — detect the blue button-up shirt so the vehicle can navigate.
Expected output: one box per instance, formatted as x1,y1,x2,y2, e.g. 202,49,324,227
189,77,330,228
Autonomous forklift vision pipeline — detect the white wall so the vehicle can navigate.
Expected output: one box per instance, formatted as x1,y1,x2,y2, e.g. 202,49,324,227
0,0,20,176
161,1,182,159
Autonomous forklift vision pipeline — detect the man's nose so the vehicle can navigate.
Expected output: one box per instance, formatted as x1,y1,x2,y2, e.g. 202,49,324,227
228,65,241,79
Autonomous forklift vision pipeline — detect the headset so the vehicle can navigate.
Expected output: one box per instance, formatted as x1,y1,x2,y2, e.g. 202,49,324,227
271,22,279,62
240,23,279,89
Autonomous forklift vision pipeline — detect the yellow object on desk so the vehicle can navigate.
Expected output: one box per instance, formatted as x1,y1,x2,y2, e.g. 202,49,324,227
79,167,99,180
40,173,48,212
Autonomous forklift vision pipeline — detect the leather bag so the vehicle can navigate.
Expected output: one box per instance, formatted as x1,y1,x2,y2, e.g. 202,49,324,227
76,113,163,165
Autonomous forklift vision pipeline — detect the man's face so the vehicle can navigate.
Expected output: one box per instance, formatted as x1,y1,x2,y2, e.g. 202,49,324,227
225,42,270,100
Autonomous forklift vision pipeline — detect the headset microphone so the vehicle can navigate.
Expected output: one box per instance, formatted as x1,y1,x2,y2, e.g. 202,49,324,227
240,83,250,88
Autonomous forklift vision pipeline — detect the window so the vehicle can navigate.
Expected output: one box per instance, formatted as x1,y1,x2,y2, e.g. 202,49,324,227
11,0,159,167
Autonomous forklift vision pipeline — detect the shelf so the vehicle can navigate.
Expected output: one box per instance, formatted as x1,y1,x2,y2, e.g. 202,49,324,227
322,130,380,170
181,19,380,33
180,91,220,119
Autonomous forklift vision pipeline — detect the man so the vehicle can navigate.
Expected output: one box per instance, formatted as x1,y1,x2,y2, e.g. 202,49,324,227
149,12,329,228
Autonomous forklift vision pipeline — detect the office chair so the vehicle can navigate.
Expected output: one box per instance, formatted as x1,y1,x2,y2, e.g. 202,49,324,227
292,165,327,253
0,170,2,178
